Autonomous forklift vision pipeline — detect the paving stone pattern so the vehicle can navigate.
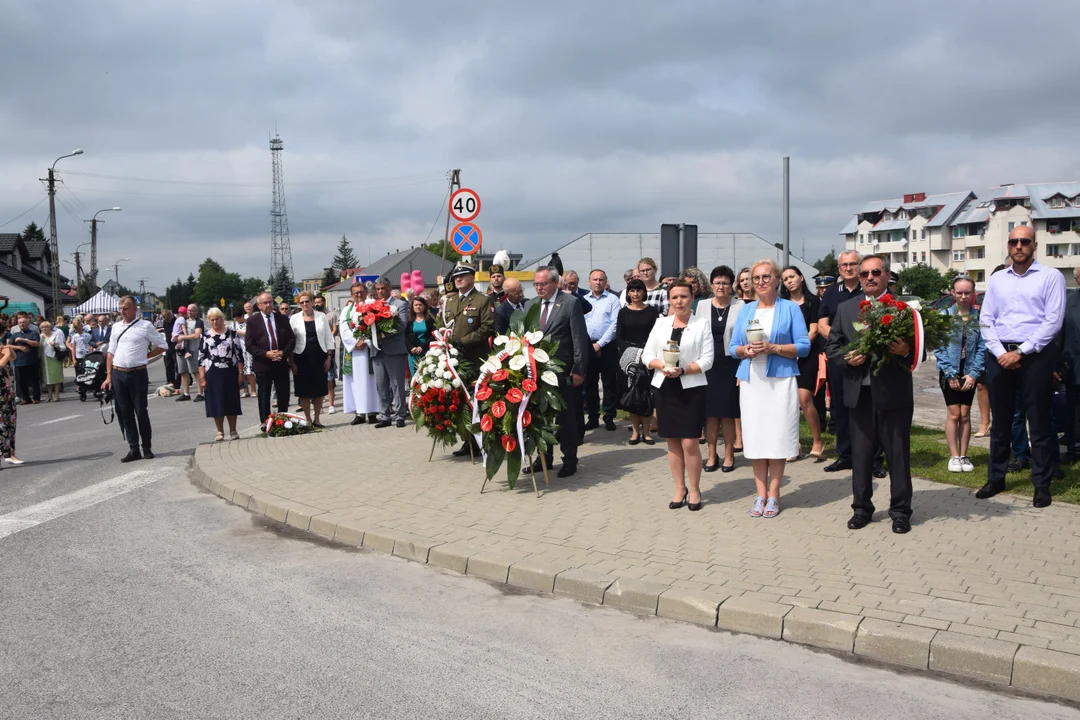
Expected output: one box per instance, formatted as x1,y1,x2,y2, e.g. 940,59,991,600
194,388,1080,700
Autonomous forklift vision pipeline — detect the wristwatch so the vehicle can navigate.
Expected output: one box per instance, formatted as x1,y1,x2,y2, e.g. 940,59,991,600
1015,347,1026,357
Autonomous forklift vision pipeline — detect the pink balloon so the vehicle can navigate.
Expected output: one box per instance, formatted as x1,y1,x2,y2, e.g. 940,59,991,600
410,270,425,294
400,272,411,294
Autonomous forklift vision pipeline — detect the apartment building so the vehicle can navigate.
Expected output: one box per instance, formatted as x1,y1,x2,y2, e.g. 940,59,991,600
840,182,1080,289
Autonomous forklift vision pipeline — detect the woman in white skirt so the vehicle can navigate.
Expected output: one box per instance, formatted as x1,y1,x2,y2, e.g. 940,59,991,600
728,259,810,518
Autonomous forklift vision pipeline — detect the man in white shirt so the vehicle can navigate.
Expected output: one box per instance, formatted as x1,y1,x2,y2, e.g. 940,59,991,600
102,296,168,463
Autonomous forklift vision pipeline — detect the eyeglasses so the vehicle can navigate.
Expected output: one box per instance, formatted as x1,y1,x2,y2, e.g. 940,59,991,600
1007,237,1033,247
637,267,656,274
298,299,311,304
533,280,553,287
858,269,884,278
751,274,773,284
711,281,732,288
839,262,859,269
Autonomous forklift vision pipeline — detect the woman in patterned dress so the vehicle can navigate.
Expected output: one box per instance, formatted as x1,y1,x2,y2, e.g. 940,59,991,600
197,308,245,441
0,346,21,466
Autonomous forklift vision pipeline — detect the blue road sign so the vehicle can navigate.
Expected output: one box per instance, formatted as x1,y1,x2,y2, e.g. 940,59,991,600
292,288,301,297
450,222,482,256
133,295,141,304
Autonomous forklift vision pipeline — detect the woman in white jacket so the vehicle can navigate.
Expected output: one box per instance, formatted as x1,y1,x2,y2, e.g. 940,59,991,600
641,281,715,511
289,291,335,427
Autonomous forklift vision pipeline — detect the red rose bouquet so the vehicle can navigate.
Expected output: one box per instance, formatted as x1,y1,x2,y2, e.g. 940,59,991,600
471,305,565,491
845,294,954,375
345,298,398,351
409,328,474,447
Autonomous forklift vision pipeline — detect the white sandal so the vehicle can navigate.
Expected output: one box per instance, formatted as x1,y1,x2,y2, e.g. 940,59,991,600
764,498,780,518
749,496,765,518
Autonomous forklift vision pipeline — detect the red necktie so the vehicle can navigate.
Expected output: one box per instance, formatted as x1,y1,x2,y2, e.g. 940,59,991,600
266,313,277,351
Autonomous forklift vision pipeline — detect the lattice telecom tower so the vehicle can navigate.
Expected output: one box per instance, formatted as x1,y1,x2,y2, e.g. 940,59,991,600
269,133,294,280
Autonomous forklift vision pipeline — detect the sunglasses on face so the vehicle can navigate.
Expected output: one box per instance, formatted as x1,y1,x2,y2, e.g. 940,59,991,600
1007,237,1033,247
859,269,884,278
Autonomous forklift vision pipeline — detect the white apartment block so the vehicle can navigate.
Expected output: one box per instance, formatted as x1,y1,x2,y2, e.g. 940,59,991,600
840,183,1080,289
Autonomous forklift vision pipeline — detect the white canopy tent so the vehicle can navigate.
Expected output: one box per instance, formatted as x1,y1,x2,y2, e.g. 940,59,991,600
73,290,121,315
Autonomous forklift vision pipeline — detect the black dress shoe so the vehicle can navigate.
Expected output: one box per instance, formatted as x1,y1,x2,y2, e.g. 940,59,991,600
1007,458,1031,473
721,464,735,473
1034,490,1052,508
1053,465,1065,480
732,445,743,454
975,481,1005,499
522,460,546,475
121,450,142,463
825,459,852,473
395,419,406,428
892,517,912,534
557,463,578,478
872,464,887,479
584,418,599,430
452,442,472,457
142,449,155,460
703,458,721,473
351,415,366,425
847,514,872,530
669,492,687,510
604,418,616,431
374,420,392,429
367,413,379,423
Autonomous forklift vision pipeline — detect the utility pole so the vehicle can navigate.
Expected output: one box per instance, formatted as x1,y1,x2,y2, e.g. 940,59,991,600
43,150,83,317
71,251,83,291
439,169,461,266
138,278,148,317
86,207,121,292
782,156,791,268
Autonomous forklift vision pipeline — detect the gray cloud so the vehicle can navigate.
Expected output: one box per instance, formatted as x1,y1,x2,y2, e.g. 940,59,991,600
1,0,1078,292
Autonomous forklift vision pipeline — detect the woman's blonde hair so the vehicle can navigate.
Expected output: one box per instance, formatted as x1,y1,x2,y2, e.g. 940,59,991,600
40,320,53,332
296,290,314,303
206,307,225,321
71,317,83,331
749,259,782,293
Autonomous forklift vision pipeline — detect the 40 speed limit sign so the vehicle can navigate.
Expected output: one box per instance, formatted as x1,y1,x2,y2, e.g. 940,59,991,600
449,188,481,223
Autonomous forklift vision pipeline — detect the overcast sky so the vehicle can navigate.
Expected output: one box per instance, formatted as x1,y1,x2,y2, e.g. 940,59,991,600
2,0,1078,292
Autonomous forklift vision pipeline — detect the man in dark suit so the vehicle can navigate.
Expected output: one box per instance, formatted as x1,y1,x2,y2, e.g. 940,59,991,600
825,254,917,534
371,277,410,428
1060,269,1080,463
524,266,589,478
494,278,526,335
245,291,297,425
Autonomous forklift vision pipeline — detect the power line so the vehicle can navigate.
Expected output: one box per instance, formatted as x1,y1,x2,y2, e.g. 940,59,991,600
0,197,47,229
58,169,447,188
422,184,451,245
60,176,445,200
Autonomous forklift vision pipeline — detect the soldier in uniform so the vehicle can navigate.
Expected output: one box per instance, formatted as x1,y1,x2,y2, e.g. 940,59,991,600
486,264,507,304
439,263,496,457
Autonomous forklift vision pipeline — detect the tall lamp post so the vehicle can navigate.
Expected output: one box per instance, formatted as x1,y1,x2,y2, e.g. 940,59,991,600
72,242,92,291
44,149,84,316
86,207,121,292
110,258,131,287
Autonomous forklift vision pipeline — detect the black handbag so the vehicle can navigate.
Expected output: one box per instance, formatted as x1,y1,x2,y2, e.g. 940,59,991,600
619,364,654,416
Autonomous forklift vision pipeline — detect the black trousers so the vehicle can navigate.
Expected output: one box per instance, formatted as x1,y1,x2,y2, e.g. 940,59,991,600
826,363,852,462
256,365,291,426
1066,383,1080,458
586,343,617,421
164,348,179,389
850,386,913,520
113,368,152,452
15,364,41,403
985,347,1058,491
545,375,581,467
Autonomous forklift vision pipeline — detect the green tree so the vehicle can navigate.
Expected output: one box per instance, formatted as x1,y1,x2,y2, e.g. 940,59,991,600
321,266,339,288
22,221,47,244
242,276,267,301
813,249,839,277
332,234,359,270
422,239,461,263
895,263,949,300
164,275,196,311
193,258,245,309
270,265,294,302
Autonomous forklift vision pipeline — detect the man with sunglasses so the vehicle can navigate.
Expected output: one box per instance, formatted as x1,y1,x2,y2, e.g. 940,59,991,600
977,226,1066,507
825,254,919,533
819,251,886,478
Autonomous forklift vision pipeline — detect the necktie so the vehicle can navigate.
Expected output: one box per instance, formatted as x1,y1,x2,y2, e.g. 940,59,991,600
266,313,277,351
539,301,550,330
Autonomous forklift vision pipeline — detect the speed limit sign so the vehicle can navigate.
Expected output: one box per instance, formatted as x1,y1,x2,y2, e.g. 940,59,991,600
449,188,481,223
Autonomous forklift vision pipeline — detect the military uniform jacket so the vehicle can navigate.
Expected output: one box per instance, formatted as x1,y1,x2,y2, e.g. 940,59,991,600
439,288,495,365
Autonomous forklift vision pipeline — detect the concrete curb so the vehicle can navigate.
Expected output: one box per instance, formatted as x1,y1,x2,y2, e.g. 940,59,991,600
192,446,1080,704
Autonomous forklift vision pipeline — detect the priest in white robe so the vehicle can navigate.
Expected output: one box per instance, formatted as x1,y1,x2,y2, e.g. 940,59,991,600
339,282,380,424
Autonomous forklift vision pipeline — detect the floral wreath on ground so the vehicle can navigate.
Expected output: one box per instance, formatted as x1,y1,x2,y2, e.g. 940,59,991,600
471,305,565,489
265,412,314,437
409,328,475,447
344,297,398,352
845,293,954,375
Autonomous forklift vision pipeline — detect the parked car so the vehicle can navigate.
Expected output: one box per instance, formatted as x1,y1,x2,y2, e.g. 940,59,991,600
896,295,922,310
930,292,985,311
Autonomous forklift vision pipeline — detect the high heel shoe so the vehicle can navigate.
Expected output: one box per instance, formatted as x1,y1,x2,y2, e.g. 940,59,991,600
703,458,721,473
669,490,688,510
687,493,703,512
974,425,991,438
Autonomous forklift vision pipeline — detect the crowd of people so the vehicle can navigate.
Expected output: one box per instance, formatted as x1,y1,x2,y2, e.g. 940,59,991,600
2,231,1076,534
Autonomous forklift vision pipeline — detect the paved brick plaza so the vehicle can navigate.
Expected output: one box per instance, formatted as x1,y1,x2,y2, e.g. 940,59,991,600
193,392,1080,700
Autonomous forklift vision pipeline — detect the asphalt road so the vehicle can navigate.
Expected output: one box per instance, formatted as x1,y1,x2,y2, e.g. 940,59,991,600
1,363,1075,718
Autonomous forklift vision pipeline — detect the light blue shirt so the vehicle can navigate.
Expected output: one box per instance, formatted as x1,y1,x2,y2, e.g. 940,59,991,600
583,290,621,347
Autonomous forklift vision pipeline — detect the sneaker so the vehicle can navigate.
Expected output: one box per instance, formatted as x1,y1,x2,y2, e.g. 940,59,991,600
960,456,975,473
947,456,963,473
175,395,191,402
193,395,205,403
327,405,337,415
749,496,766,518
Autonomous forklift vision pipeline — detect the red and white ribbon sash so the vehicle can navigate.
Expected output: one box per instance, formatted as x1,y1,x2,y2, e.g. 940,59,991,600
911,308,925,373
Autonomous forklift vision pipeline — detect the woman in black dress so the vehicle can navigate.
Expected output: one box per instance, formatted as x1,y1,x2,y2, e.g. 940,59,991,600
289,291,333,427
781,265,824,459
615,279,660,445
197,308,244,441
694,265,744,472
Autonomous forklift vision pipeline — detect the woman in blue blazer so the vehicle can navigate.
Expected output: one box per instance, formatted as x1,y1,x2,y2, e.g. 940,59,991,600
728,259,811,519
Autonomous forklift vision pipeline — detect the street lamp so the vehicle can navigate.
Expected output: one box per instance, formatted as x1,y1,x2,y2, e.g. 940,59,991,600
86,206,121,292
110,257,131,286
71,242,92,290
45,148,84,316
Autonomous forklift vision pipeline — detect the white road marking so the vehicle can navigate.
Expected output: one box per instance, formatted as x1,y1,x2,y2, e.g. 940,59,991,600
0,470,160,540
38,414,82,426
